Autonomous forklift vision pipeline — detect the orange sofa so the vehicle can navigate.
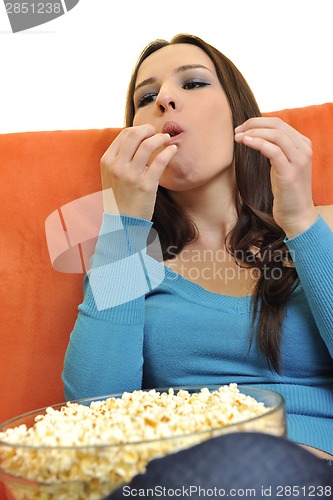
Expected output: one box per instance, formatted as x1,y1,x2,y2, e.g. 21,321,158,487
1,103,333,425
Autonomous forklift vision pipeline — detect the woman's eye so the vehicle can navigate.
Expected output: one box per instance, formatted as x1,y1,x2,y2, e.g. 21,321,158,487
137,92,157,108
182,80,210,90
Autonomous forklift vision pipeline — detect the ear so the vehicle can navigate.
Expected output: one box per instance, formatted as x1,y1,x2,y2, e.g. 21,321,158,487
316,205,333,231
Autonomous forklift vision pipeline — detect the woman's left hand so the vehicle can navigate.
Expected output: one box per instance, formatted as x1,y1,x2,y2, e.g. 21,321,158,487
234,117,318,238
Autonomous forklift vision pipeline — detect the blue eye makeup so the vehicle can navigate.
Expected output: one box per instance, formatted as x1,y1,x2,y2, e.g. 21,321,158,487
182,79,211,90
137,92,158,109
135,78,211,109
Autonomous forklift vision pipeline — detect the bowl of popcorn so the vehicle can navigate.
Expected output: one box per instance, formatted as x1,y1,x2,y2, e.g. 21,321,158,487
0,384,285,499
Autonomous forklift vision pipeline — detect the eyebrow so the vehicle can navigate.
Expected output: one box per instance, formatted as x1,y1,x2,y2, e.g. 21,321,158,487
134,64,213,94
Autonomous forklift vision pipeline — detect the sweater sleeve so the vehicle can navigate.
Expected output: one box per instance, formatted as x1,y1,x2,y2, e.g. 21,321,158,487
285,214,333,357
62,213,164,400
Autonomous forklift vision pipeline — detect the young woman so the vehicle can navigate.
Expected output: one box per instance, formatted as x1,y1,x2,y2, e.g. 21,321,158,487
62,34,333,458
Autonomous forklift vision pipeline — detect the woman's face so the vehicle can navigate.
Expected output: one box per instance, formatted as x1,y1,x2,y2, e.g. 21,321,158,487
133,43,235,192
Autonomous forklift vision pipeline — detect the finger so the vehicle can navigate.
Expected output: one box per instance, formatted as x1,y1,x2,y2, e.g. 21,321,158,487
235,117,307,148
102,124,156,163
234,128,297,164
132,133,173,173
236,117,290,133
235,133,290,170
145,144,178,185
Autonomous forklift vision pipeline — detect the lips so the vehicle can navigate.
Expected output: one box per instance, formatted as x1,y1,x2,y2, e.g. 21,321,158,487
162,121,184,137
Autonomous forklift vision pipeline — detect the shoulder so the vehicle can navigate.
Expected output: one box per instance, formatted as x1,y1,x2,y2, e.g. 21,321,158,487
316,205,333,230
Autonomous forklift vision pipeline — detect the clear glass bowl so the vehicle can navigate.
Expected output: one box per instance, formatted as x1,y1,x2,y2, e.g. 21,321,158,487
0,385,285,499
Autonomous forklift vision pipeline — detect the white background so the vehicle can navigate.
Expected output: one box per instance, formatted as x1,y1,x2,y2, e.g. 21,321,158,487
0,0,332,134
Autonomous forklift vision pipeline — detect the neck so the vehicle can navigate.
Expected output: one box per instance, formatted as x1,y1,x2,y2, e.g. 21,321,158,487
169,176,238,248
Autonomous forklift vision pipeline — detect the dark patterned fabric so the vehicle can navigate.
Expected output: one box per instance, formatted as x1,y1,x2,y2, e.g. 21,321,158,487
105,433,333,499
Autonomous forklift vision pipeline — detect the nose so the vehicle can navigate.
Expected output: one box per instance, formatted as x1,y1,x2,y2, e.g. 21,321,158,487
156,84,177,113
159,101,175,113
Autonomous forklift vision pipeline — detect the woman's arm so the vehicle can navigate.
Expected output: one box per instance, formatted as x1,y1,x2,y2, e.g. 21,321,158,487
235,119,333,355
285,213,333,356
62,213,159,400
63,125,176,400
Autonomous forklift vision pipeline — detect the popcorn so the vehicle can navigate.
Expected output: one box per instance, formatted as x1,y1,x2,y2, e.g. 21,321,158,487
0,384,272,499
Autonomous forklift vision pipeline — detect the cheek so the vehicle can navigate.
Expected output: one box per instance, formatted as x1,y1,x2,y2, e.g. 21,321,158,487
132,109,149,127
196,97,233,142
212,115,234,160
199,118,234,164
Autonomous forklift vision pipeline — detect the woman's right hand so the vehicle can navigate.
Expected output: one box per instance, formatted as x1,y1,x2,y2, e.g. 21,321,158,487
100,124,177,221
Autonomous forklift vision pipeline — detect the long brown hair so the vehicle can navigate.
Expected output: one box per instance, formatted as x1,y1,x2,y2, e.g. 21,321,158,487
125,34,298,371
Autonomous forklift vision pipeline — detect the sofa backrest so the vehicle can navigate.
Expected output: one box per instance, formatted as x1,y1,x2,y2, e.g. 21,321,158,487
0,103,332,426
0,128,121,426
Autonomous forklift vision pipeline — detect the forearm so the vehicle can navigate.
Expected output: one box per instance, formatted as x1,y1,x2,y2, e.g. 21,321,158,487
62,213,155,400
285,215,333,355
62,293,145,400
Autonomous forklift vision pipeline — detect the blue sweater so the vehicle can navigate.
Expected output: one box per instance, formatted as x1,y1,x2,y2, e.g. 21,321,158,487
63,214,333,454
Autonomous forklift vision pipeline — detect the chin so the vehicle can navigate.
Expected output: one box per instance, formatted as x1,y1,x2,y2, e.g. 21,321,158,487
160,176,202,193
163,157,197,183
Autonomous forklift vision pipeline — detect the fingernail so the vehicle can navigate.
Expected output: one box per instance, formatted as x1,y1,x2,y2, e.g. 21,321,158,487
234,132,244,139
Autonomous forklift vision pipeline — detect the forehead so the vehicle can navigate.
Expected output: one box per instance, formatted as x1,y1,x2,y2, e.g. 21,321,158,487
136,43,216,81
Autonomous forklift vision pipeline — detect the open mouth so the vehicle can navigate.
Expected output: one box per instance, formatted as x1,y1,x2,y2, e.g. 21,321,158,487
162,121,184,137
